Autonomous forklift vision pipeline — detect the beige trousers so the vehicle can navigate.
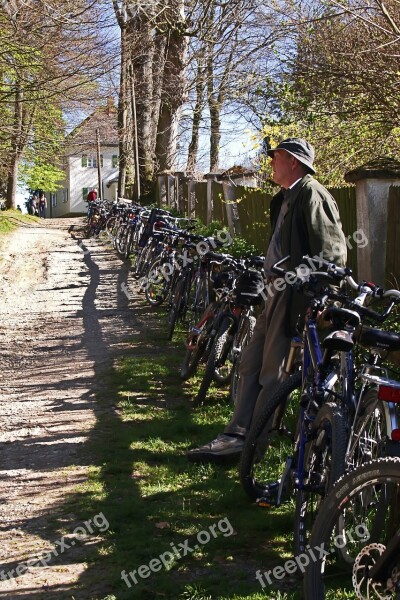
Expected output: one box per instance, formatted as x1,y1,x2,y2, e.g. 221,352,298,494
224,288,292,437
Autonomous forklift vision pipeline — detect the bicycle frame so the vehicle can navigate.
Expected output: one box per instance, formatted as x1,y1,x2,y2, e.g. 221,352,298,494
275,302,355,504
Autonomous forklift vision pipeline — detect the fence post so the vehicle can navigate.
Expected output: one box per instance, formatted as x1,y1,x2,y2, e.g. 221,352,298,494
174,171,185,214
222,179,241,236
187,178,196,218
157,174,167,206
165,174,176,209
345,158,400,285
205,173,219,224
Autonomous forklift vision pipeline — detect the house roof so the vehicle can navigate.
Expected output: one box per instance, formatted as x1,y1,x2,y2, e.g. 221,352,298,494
66,97,119,153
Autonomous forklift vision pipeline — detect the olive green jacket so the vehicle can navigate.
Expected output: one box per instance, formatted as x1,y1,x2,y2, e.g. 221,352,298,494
269,174,347,336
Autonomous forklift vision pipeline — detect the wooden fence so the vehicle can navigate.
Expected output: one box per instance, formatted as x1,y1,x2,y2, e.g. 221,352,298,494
159,176,400,286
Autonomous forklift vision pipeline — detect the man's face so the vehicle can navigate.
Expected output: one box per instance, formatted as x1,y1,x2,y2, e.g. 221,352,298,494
270,149,294,187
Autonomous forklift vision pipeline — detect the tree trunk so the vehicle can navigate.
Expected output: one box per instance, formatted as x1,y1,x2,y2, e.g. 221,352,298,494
155,1,187,173
186,56,205,174
129,16,156,194
206,44,221,172
117,26,129,199
6,82,24,209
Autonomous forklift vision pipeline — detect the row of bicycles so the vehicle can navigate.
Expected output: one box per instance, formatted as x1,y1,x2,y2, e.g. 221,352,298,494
85,198,267,406
84,199,400,599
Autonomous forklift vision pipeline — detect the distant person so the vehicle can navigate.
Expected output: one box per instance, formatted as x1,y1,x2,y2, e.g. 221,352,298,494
86,188,97,219
30,194,38,216
16,205,22,212
86,188,97,203
38,193,47,218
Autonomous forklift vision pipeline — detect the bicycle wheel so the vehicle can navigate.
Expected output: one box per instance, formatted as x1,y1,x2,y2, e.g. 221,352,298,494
115,223,128,255
124,226,136,259
187,271,209,329
304,457,400,600
167,276,188,340
293,401,347,556
239,371,302,501
133,244,150,279
145,256,172,306
180,318,212,380
347,388,388,470
229,314,256,405
195,316,234,403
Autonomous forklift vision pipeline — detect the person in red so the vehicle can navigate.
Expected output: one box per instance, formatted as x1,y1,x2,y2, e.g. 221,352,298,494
86,188,97,218
86,188,97,202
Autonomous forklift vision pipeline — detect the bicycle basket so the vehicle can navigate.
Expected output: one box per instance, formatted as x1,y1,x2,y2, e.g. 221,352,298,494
233,270,264,305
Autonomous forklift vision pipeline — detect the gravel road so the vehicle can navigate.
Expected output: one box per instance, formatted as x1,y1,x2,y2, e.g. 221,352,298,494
0,219,142,599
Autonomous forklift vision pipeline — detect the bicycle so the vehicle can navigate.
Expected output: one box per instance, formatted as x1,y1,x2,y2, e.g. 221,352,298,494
304,456,400,599
239,255,373,555
239,255,400,556
193,256,265,404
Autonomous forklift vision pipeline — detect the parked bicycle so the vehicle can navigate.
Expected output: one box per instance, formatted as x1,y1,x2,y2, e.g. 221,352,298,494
304,456,400,599
239,254,400,555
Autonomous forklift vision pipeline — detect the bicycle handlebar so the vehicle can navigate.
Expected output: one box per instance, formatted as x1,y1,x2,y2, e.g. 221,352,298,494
272,255,400,323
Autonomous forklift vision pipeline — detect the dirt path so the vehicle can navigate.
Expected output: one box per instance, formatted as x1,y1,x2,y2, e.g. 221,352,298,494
0,220,142,599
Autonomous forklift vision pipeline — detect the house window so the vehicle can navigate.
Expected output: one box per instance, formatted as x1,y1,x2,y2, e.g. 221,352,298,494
83,187,89,201
82,155,102,168
51,193,57,208
112,155,119,168
62,189,68,203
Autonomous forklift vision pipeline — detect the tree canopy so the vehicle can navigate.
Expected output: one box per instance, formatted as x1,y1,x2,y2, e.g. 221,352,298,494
0,0,398,203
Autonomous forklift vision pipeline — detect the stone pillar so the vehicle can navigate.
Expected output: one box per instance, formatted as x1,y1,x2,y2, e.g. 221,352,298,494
345,157,400,285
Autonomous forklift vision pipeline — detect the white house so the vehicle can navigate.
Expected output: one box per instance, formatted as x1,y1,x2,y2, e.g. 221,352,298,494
48,98,119,217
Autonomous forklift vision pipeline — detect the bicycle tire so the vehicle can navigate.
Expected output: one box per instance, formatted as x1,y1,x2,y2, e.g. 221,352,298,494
145,256,172,306
115,223,127,255
187,272,209,329
304,457,400,600
195,316,233,403
229,315,256,405
124,227,135,259
133,245,149,279
239,371,303,501
167,277,186,340
180,339,207,380
293,401,347,556
346,387,388,470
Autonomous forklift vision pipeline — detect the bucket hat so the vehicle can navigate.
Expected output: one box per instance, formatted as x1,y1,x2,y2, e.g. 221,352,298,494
267,138,315,174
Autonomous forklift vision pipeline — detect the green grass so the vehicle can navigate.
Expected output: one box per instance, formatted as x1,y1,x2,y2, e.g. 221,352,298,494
0,209,39,234
56,302,360,600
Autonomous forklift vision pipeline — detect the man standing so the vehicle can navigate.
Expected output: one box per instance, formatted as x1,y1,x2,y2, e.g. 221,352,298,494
187,138,347,463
